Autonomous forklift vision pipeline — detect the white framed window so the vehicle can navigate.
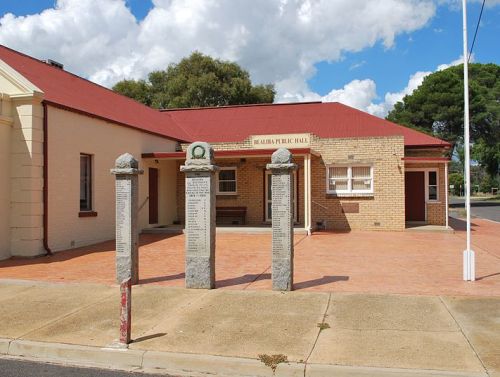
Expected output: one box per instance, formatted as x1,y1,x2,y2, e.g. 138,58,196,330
428,170,438,201
217,167,237,194
326,165,373,194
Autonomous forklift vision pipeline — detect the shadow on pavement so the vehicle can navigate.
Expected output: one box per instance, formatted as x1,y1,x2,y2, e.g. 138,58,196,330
216,273,271,288
448,217,479,231
476,272,500,281
132,333,167,344
139,273,185,285
0,233,181,268
450,201,500,208
294,275,349,290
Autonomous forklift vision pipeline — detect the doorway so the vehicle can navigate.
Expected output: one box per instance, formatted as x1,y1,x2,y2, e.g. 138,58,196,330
149,168,159,224
405,171,425,222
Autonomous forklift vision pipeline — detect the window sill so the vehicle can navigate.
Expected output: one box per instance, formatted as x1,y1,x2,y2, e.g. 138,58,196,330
326,192,374,198
79,211,98,218
217,193,238,196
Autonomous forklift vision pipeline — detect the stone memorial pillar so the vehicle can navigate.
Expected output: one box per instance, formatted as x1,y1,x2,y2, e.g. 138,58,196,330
267,148,298,291
111,153,143,345
180,142,219,289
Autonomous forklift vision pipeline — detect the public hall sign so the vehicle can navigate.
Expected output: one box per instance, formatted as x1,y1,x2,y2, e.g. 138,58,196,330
250,133,311,149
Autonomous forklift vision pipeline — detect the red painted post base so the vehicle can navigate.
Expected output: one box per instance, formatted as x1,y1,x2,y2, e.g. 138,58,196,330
119,279,132,345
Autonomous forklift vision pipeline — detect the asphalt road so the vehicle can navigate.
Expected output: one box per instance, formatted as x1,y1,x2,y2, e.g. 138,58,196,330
0,357,177,377
449,197,500,222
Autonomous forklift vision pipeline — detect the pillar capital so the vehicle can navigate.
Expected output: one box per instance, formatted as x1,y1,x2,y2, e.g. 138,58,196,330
111,153,144,175
267,148,298,171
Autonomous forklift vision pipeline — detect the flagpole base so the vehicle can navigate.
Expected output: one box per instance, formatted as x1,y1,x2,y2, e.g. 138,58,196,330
463,250,475,281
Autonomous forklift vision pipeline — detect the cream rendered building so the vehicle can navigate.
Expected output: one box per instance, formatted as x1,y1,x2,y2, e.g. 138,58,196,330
0,46,187,260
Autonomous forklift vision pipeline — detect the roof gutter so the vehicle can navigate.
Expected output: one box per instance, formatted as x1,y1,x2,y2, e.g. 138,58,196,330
43,100,190,143
42,101,52,256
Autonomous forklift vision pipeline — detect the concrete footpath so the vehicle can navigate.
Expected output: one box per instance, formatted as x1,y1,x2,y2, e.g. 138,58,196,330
0,279,498,377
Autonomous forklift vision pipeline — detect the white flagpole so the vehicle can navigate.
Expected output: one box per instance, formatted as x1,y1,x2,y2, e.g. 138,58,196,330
462,0,475,281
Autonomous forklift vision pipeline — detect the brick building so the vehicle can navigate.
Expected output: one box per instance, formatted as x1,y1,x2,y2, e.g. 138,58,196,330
0,45,450,260
146,104,450,233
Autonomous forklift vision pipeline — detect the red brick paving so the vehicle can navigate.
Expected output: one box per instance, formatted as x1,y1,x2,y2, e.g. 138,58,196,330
1,219,499,296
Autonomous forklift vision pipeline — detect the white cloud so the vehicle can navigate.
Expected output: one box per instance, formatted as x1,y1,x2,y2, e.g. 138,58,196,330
437,54,473,71
322,79,378,111
282,54,465,118
0,0,139,80
367,71,431,117
326,55,465,118
349,61,367,71
0,0,436,98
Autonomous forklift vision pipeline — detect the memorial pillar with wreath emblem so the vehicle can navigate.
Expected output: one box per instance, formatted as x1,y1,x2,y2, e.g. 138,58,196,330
180,142,219,289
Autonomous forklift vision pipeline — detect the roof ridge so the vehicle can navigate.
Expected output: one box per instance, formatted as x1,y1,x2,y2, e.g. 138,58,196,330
160,101,323,112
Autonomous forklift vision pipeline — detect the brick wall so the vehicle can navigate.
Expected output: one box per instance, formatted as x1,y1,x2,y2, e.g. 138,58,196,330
176,135,447,231
309,135,406,231
177,157,305,226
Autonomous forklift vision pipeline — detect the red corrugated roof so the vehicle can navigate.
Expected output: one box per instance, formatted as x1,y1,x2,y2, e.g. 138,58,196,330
0,45,191,141
163,102,451,148
0,45,450,149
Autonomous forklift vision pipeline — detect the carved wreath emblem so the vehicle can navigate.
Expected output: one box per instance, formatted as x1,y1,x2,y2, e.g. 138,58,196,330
191,145,206,159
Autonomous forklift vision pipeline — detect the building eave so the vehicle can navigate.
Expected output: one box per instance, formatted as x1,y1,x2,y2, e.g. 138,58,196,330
142,148,320,160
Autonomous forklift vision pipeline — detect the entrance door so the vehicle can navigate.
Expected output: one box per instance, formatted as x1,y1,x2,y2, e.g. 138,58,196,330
265,171,297,222
405,171,425,221
148,168,159,224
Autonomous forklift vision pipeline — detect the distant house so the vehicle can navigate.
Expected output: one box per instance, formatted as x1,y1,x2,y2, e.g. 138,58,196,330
0,45,450,260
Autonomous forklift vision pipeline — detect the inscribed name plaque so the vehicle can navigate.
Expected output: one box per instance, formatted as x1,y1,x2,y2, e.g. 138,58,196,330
181,142,218,289
185,174,211,256
267,148,298,291
341,203,359,214
271,174,293,258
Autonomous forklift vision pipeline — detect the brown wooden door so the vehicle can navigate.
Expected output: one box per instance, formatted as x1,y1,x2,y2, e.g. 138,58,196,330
405,171,425,221
149,168,159,224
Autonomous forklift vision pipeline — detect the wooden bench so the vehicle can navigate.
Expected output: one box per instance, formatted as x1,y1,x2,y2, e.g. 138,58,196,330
216,206,247,225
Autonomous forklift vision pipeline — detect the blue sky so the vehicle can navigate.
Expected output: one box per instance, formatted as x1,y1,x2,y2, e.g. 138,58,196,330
0,0,498,116
308,3,500,97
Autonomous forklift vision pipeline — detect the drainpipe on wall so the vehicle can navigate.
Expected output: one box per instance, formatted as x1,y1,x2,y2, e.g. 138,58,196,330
42,101,52,256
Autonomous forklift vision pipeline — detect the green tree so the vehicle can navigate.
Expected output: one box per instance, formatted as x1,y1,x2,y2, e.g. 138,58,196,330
113,52,275,109
387,63,500,177
112,79,152,106
448,172,464,196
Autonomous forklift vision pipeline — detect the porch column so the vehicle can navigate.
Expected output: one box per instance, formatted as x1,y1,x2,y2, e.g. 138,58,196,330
304,154,312,235
445,162,449,228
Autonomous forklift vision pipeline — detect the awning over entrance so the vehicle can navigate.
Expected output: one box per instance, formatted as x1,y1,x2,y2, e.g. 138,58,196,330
402,157,451,163
142,148,320,160
142,148,316,235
